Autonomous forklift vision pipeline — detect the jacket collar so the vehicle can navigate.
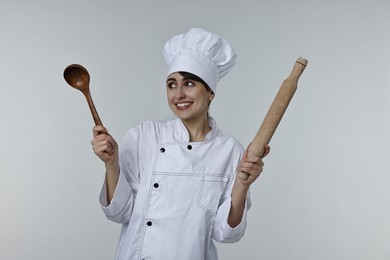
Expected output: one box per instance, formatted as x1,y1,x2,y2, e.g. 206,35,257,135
175,117,219,142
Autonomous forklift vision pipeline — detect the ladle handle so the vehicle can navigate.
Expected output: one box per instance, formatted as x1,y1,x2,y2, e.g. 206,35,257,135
83,90,103,126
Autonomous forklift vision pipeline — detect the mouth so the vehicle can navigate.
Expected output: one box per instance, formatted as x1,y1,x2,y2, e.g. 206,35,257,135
176,102,192,110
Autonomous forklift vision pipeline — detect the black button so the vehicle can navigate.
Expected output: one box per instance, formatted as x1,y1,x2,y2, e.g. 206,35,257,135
160,148,165,153
147,221,152,226
154,183,159,188
187,145,192,150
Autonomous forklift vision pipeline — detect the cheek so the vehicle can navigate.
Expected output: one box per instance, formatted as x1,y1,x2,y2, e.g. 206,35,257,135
166,90,173,101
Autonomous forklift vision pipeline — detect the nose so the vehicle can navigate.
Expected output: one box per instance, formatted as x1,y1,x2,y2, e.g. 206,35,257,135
174,86,186,99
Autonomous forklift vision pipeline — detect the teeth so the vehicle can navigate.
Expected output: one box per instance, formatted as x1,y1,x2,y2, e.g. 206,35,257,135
177,102,191,107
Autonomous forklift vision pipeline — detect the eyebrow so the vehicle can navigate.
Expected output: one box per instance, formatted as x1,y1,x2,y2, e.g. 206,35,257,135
166,76,196,83
166,77,177,83
182,76,196,81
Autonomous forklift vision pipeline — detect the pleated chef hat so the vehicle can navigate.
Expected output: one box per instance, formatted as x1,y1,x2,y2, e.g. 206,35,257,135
163,28,236,93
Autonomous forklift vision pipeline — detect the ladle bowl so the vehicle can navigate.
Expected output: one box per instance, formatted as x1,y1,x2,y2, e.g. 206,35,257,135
64,64,90,91
63,64,103,126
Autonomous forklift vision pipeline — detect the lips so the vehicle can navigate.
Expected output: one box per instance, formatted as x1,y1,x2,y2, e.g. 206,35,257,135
176,102,192,110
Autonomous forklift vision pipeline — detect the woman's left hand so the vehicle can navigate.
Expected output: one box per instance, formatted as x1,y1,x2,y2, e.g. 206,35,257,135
228,144,270,226
237,143,270,185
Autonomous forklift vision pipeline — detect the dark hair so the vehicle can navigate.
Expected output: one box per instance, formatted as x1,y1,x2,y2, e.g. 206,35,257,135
178,71,214,95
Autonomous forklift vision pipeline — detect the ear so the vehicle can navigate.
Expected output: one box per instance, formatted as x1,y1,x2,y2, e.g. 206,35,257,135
208,91,215,101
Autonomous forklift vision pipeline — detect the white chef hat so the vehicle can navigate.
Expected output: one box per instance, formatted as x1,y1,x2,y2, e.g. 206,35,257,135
163,28,236,93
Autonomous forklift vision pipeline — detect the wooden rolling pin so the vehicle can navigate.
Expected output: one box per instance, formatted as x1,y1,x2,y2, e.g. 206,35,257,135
238,57,308,180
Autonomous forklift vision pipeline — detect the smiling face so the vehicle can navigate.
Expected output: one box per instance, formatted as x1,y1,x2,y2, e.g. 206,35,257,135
166,72,214,124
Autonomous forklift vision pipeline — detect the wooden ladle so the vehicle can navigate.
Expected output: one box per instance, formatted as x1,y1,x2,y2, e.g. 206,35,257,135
63,64,103,126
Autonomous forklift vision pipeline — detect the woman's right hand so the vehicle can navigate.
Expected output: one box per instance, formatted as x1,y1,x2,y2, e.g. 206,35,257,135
91,125,118,166
92,125,120,203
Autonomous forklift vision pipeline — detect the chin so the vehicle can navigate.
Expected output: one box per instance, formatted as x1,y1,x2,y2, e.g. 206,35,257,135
175,114,191,120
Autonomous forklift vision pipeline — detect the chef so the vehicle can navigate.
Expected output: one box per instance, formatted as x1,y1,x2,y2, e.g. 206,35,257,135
91,27,269,260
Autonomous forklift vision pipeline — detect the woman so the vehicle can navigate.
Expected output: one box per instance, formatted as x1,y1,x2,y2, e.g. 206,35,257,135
91,28,269,260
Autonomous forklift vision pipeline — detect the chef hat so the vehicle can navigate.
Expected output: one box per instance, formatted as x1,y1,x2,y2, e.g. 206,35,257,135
163,28,236,93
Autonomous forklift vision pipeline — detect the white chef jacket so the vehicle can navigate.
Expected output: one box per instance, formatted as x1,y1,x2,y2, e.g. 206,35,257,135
99,117,251,260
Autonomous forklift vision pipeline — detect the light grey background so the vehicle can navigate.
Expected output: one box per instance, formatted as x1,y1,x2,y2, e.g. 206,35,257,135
1,0,389,259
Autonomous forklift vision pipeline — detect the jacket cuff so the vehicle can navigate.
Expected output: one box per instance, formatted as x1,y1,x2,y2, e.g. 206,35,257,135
99,171,133,220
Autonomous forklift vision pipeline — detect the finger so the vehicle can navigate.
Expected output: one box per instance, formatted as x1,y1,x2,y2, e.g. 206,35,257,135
239,162,261,171
94,142,113,157
243,172,261,183
241,156,263,166
93,137,113,152
262,145,271,158
92,133,111,143
93,125,108,137
258,158,264,167
239,166,262,176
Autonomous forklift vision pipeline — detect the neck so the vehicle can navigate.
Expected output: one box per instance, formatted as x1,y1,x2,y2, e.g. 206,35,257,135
182,116,211,142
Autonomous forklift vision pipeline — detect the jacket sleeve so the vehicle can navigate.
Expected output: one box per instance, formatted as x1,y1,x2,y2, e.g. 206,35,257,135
211,175,252,243
211,142,252,243
98,125,142,224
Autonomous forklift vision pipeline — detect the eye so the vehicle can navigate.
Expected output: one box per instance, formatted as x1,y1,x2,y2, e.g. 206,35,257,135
184,80,195,87
167,81,177,89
